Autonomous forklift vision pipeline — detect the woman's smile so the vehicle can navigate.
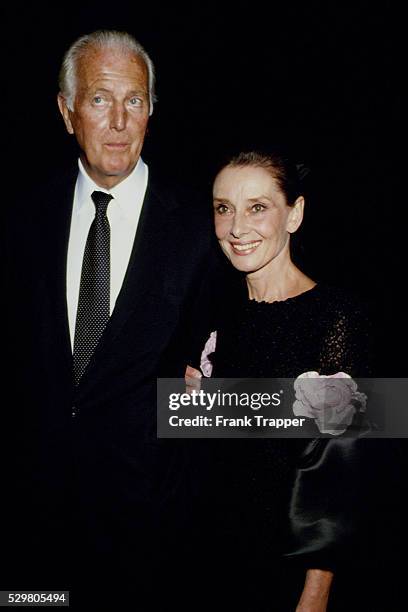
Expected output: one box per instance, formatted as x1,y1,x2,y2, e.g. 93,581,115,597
230,240,262,255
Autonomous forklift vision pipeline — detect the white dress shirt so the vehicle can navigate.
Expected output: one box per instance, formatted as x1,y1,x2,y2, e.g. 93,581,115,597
66,158,148,348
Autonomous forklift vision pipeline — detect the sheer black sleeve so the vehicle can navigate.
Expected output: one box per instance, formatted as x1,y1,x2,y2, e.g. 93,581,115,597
318,289,372,377
286,289,402,576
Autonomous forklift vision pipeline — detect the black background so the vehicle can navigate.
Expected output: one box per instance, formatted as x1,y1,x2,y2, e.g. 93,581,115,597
4,1,405,373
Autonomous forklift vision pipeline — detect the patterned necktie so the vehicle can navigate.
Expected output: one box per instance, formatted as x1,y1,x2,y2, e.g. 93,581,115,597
73,190,113,385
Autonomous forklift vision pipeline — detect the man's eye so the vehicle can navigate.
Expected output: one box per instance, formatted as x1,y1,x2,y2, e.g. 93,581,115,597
252,203,266,212
93,96,104,105
129,97,143,106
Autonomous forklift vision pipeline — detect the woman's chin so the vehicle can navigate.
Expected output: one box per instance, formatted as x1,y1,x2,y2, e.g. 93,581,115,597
228,256,259,273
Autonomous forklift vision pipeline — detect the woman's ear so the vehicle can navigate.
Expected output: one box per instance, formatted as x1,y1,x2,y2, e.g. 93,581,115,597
287,196,305,233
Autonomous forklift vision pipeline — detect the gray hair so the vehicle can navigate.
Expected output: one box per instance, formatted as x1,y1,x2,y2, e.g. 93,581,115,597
59,30,156,115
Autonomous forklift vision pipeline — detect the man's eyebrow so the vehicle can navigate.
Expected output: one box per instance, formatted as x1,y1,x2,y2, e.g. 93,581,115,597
89,87,111,94
128,89,149,96
90,87,148,95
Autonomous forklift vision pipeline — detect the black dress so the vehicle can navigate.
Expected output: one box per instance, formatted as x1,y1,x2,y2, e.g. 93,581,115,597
198,282,403,611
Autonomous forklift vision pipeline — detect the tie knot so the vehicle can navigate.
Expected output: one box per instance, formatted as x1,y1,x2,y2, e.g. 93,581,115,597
91,191,113,216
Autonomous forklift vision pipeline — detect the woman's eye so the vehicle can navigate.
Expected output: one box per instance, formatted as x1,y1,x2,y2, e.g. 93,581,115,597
215,204,230,215
252,203,266,212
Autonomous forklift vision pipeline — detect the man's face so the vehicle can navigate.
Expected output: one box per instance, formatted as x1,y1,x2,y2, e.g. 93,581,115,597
58,47,150,189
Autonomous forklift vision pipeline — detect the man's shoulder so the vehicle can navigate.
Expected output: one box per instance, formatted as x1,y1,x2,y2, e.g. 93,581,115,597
147,168,210,220
39,166,78,202
12,166,77,212
8,166,77,230
146,167,217,263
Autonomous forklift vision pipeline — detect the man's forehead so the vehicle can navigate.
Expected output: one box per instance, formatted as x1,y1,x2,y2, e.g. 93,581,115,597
77,47,148,85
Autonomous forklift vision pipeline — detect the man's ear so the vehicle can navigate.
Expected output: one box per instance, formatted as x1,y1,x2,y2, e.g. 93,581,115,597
287,196,305,233
57,93,75,135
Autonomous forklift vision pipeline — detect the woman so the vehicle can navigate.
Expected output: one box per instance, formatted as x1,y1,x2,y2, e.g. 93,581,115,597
186,151,400,611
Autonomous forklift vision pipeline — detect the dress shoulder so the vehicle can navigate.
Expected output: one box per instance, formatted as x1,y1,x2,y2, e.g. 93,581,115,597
313,285,373,377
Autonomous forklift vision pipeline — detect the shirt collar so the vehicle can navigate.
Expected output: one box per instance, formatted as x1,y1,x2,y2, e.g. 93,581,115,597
76,158,148,219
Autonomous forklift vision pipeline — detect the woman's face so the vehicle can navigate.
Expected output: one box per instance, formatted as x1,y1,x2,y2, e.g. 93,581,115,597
213,165,303,274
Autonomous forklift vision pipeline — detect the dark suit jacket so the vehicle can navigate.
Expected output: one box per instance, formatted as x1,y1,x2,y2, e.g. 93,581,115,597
5,164,220,595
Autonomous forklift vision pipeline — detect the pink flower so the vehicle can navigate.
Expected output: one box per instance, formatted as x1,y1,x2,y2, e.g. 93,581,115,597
200,331,217,377
293,371,367,436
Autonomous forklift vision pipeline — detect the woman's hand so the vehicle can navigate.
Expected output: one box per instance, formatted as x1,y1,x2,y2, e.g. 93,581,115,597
296,569,333,612
185,365,202,394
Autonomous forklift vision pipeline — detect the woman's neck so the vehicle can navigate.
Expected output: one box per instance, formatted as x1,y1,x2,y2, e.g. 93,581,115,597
246,258,315,303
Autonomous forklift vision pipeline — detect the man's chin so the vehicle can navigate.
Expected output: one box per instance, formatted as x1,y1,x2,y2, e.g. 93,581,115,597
103,162,136,177
94,163,138,188
100,153,138,176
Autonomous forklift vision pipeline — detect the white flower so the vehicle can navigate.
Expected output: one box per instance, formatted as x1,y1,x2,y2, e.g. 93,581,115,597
293,371,367,436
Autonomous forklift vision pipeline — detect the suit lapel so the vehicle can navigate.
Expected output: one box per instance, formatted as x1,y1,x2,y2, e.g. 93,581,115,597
110,177,178,340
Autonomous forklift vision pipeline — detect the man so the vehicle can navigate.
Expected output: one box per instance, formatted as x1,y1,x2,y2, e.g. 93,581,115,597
5,30,217,607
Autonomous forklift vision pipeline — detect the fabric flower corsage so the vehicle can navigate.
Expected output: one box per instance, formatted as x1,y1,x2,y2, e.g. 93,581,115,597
200,331,217,377
293,371,367,436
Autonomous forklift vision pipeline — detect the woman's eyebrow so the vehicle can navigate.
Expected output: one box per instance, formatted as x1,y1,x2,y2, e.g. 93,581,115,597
247,195,273,202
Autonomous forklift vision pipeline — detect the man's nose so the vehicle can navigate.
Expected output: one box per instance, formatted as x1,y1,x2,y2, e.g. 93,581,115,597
230,211,250,238
110,102,127,131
